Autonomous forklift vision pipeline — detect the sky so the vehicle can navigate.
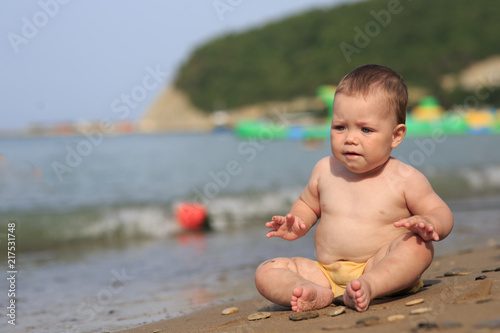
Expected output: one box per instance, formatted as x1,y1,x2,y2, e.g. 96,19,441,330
0,0,353,130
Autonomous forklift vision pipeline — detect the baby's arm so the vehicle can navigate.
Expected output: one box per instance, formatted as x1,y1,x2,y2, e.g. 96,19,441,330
266,158,323,240
394,168,453,241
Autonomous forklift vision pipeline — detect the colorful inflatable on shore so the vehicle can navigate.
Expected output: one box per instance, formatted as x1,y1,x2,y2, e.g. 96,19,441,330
234,86,500,139
175,202,208,230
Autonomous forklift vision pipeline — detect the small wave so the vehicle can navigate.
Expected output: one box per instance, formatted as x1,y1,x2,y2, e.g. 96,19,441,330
202,189,300,230
3,204,179,253
460,165,500,190
5,189,300,253
4,164,500,253
426,165,500,199
73,206,181,240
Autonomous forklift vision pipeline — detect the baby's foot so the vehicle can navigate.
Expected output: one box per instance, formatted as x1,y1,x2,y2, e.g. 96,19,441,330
343,278,372,311
291,284,334,312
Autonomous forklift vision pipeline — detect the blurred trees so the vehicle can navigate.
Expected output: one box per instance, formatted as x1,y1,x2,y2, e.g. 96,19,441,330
175,0,500,111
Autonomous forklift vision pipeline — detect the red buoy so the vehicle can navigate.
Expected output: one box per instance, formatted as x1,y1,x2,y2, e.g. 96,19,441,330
175,202,207,230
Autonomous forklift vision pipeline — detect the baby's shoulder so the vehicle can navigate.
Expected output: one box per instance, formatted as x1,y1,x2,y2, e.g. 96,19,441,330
313,156,336,171
386,157,427,181
317,156,333,165
308,156,335,179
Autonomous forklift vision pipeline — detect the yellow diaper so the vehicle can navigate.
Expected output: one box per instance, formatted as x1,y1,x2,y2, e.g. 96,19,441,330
315,260,423,297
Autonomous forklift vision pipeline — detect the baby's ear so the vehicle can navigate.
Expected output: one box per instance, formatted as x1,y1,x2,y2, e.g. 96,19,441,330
391,124,406,148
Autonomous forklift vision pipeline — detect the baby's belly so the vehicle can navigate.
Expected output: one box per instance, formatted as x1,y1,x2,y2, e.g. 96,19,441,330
314,218,408,264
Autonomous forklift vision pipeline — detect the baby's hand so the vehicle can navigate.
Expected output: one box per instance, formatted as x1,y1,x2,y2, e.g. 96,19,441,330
394,216,439,241
265,214,307,241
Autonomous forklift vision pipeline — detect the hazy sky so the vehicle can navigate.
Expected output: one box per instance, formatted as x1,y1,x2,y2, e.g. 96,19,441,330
1,0,353,130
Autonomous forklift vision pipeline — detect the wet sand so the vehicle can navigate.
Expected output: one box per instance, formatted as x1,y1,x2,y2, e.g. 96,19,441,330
116,246,500,333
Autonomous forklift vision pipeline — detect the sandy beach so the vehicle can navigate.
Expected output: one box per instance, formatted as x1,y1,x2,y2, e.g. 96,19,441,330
116,245,500,333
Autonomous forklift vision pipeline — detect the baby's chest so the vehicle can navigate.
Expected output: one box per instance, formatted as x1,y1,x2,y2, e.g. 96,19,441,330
319,181,408,219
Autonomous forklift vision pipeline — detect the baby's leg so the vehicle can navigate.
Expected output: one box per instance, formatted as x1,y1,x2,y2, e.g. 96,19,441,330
344,233,433,311
255,257,333,311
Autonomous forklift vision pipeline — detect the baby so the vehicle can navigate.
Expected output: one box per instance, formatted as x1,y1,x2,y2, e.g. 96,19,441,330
254,64,454,312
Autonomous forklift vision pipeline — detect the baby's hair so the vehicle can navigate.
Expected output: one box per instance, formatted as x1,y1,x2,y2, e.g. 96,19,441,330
335,64,408,125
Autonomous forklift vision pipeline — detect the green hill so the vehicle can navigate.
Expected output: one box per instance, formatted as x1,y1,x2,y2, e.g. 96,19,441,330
174,0,500,111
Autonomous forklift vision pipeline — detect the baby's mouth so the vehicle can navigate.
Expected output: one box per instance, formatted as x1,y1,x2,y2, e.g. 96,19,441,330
344,151,362,160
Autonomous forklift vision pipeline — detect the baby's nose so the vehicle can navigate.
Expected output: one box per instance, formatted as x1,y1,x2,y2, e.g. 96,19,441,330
345,133,358,144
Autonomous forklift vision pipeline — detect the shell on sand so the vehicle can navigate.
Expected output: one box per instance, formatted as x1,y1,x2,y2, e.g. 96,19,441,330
405,298,424,306
289,311,319,321
221,307,239,315
387,314,406,322
327,306,346,317
248,312,271,321
410,307,432,315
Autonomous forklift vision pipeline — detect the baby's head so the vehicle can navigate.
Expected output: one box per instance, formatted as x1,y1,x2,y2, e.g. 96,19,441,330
335,64,408,126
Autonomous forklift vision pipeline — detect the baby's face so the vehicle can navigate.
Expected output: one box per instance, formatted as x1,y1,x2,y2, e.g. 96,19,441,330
330,92,401,174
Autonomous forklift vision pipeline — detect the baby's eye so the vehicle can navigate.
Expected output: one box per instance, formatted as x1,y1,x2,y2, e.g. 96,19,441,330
333,125,345,131
361,128,372,133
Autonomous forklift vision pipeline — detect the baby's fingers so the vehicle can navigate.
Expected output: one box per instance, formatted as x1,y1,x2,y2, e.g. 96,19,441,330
421,229,439,242
272,215,288,223
393,220,403,228
417,221,436,235
266,230,279,238
265,221,278,229
394,219,413,228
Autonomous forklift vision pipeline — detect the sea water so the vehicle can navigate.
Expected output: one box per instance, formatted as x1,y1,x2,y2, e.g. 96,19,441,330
0,132,499,333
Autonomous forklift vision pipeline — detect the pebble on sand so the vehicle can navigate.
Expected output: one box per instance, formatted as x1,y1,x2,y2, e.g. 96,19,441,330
247,312,271,321
326,306,346,317
289,311,319,321
387,314,406,322
416,322,438,330
444,271,470,277
356,316,380,327
474,318,500,329
476,296,493,304
475,275,488,280
481,267,500,273
221,307,239,315
437,321,462,329
332,295,345,306
409,307,432,315
415,321,462,330
405,298,424,306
